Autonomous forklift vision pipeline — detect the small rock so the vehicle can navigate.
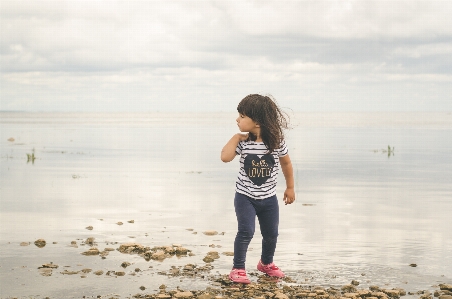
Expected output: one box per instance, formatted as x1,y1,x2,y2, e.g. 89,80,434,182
174,291,194,298
81,247,100,256
20,242,30,246
116,271,125,276
203,256,214,263
383,289,400,298
222,251,234,256
176,247,189,255
203,231,218,236
358,290,371,297
151,251,166,260
128,220,135,223
275,293,289,299
61,270,80,275
351,280,360,286
34,239,46,248
121,262,131,268
7,137,15,142
209,251,220,258
118,243,149,254
85,237,95,245
197,294,212,299
39,263,59,269
140,286,146,291
93,270,104,275
440,285,452,292
117,222,123,225
409,263,417,267
86,226,93,230
342,285,357,293
183,264,194,271
372,291,389,299
39,268,53,276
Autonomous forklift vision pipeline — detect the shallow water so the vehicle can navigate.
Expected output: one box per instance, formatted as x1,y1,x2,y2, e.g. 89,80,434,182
1,112,451,298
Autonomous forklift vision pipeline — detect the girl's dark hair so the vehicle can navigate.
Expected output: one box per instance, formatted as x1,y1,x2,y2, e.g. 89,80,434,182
237,94,289,153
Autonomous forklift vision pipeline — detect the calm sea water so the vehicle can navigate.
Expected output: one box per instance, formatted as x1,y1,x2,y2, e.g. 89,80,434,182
1,112,451,298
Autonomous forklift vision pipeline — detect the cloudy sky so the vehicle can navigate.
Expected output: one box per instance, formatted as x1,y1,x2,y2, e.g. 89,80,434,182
1,0,452,112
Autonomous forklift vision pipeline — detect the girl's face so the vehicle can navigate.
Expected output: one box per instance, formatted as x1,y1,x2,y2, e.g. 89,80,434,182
236,113,259,133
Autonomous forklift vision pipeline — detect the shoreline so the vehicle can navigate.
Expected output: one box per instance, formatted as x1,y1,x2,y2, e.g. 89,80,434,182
3,236,451,299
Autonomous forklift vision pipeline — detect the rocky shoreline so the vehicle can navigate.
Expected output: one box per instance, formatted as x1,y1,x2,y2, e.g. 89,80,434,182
14,234,450,299
132,282,452,299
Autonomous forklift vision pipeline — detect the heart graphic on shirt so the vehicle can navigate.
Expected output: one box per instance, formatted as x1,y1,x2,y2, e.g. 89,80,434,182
244,154,275,186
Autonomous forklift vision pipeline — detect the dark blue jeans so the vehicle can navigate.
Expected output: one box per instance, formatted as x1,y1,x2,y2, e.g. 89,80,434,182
233,192,279,269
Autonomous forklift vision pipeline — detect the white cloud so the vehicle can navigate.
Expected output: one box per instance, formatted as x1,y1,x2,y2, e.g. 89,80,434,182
1,0,451,112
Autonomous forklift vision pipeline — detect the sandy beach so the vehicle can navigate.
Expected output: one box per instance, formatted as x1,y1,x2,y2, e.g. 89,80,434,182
4,227,452,299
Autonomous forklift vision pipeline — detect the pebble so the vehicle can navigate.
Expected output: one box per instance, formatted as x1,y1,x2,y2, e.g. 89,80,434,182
85,237,95,245
203,251,220,263
203,231,218,236
121,262,131,268
38,263,58,269
174,291,194,298
440,285,452,291
34,239,46,248
81,247,100,256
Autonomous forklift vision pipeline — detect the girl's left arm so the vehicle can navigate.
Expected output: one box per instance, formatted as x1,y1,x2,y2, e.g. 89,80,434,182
279,154,295,205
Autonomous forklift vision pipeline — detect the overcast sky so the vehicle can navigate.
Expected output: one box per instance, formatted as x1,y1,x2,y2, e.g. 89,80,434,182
1,0,452,112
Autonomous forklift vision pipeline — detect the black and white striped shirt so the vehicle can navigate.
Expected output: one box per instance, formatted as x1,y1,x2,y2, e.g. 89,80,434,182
235,140,288,200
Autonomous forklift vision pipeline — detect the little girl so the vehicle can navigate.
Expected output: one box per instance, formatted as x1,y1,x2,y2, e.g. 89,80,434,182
221,94,295,284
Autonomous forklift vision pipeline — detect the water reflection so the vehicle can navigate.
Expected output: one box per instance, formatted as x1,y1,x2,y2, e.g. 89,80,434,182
1,112,451,298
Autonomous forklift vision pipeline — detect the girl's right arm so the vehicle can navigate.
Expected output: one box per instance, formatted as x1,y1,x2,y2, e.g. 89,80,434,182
221,133,248,162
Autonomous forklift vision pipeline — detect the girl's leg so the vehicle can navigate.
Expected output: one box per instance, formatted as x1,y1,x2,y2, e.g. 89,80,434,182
233,192,257,269
256,195,279,265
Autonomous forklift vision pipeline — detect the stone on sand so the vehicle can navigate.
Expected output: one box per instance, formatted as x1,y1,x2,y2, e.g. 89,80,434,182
34,239,46,248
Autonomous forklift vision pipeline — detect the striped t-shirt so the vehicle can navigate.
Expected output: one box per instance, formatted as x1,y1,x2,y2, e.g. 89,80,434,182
235,140,288,200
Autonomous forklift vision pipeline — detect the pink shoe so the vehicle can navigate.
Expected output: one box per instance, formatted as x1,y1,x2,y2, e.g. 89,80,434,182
257,260,285,278
229,268,251,284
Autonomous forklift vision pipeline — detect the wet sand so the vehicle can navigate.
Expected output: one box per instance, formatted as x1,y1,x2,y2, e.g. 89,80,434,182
3,223,451,299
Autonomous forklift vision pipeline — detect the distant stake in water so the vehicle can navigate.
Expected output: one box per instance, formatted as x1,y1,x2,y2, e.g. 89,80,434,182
376,145,395,158
385,145,395,157
26,149,36,164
